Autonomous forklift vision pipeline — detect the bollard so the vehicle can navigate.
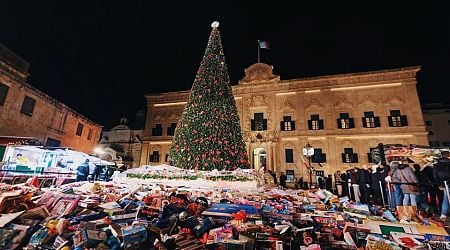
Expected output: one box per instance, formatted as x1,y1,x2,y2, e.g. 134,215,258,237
445,181,450,205
379,180,386,207
387,180,393,209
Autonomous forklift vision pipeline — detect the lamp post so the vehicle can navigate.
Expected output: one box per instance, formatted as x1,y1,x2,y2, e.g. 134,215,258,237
303,142,315,188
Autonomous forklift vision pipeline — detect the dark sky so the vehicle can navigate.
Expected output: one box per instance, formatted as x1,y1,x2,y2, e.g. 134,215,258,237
2,2,449,129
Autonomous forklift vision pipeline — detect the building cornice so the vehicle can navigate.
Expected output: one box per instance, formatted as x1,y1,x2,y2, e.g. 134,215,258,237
145,66,421,103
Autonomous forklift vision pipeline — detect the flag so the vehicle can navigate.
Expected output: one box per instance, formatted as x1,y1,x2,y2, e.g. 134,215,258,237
258,40,270,49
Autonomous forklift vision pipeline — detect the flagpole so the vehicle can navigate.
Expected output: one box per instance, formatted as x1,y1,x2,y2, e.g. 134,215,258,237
257,40,260,63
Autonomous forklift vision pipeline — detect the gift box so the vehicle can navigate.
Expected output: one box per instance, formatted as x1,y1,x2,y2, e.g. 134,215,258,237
121,224,147,249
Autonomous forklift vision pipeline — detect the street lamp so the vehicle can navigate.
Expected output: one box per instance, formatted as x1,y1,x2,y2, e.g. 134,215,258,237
303,142,315,188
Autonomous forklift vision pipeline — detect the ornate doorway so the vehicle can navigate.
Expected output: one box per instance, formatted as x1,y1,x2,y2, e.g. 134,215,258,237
253,147,267,170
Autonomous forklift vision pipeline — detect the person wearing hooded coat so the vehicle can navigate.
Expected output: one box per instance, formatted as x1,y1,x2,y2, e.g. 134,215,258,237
397,163,420,206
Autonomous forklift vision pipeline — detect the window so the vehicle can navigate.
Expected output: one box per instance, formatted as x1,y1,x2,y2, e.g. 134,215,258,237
308,114,324,130
87,128,93,140
286,170,295,183
285,149,294,163
152,124,163,136
388,110,408,127
337,113,354,129
429,141,440,147
0,82,9,106
20,96,36,117
342,148,358,163
442,142,450,147
150,151,160,162
448,120,450,126
167,123,177,136
280,116,296,131
362,111,381,128
76,123,84,136
251,113,267,131
429,131,434,135
312,148,326,163
425,121,432,126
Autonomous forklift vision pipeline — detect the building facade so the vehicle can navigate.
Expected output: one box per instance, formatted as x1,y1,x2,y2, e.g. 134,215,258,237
0,43,102,154
141,63,428,180
96,118,143,168
422,103,450,148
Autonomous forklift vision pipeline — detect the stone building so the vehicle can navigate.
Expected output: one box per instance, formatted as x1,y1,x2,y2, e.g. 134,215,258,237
422,103,450,148
96,118,143,168
0,43,102,154
141,63,428,181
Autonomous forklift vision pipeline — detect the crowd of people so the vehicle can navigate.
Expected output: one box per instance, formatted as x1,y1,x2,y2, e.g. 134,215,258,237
266,151,450,220
330,150,450,220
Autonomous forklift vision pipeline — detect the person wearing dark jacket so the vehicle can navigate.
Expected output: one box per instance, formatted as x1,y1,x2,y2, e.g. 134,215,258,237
351,169,360,202
358,165,372,204
413,164,430,212
424,161,441,211
372,165,388,206
433,151,450,220
340,171,349,197
326,174,333,191
279,172,287,188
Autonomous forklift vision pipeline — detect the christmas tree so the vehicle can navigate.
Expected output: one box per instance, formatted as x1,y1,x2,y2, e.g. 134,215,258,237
168,21,250,171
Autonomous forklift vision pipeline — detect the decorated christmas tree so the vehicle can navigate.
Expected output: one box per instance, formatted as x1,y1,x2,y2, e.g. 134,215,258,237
168,21,250,171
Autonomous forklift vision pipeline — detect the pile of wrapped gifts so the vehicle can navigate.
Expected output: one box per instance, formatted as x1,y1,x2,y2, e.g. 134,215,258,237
0,177,449,249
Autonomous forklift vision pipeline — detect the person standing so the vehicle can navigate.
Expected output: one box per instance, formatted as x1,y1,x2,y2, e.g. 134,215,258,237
334,171,343,196
423,161,438,211
351,168,360,203
390,162,403,207
433,151,450,220
397,163,420,206
341,171,349,197
413,164,430,213
358,165,371,204
298,177,304,190
76,159,90,182
326,174,333,191
268,169,278,185
279,171,287,189
372,165,388,206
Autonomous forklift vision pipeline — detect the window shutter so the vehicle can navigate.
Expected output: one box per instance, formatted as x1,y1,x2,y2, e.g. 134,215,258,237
280,121,285,131
251,120,255,130
362,117,367,128
401,115,408,126
291,121,296,130
374,117,381,127
388,116,394,127
262,119,268,130
308,120,313,130
319,120,324,130
337,119,342,129
349,118,355,128
367,153,373,163
341,153,346,163
353,153,358,163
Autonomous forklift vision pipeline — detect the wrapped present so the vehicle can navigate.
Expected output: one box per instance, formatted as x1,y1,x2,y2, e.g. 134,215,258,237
206,224,233,244
174,232,204,250
51,195,80,217
121,224,147,249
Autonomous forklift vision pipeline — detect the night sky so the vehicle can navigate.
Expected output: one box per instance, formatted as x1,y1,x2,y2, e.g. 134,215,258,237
2,2,449,129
